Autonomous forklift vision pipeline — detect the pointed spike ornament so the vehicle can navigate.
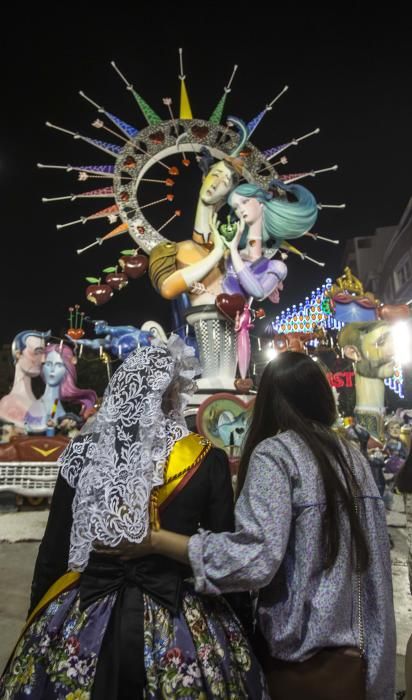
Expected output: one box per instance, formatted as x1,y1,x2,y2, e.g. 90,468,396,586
46,122,122,157
209,64,238,124
178,48,193,119
247,85,288,137
264,129,320,161
79,90,139,137
43,186,114,202
111,61,162,125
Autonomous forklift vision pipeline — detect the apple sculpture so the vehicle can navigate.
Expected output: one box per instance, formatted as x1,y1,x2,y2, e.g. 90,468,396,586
219,216,238,243
85,277,114,305
103,266,129,290
118,249,148,279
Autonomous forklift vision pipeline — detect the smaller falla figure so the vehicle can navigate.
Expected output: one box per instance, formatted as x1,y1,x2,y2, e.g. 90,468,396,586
383,418,408,474
24,344,96,434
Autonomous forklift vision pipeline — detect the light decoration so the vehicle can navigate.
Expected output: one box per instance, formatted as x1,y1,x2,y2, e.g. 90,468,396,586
270,277,405,398
272,278,343,334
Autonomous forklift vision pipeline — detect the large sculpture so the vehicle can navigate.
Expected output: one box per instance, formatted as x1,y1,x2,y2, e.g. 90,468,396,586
40,54,341,390
338,320,395,438
0,330,50,428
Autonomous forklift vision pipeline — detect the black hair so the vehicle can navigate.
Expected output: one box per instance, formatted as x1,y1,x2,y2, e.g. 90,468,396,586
237,351,369,571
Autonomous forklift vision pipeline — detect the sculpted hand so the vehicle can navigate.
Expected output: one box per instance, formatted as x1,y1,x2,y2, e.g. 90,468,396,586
208,212,225,252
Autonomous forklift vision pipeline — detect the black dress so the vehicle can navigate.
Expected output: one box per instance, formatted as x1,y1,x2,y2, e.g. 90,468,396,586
1,447,268,700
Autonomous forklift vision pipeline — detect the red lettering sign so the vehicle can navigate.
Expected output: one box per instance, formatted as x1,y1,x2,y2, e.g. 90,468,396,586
326,371,355,389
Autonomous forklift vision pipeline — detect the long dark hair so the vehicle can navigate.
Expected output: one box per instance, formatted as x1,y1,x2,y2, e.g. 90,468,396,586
237,352,369,571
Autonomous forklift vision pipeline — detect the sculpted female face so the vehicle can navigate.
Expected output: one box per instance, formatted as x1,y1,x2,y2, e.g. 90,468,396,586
42,350,66,387
230,193,263,226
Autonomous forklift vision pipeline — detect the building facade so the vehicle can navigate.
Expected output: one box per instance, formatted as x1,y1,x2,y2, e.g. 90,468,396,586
342,197,412,304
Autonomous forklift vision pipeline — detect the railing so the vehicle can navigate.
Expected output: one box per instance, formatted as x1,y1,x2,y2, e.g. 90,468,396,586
0,462,59,497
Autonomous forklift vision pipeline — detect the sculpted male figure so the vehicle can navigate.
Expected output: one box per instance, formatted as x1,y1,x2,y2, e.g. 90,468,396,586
339,321,394,438
0,330,50,428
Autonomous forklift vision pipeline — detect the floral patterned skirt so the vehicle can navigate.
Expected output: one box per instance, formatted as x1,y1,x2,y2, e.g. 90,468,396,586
0,582,268,699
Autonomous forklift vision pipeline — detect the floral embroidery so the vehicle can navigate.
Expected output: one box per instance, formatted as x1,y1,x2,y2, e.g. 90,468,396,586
1,586,267,699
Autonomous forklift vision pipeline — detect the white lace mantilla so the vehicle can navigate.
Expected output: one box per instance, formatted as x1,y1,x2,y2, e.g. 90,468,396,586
59,337,199,571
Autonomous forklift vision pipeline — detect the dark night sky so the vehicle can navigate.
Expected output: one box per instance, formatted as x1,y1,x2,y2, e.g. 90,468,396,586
1,11,411,347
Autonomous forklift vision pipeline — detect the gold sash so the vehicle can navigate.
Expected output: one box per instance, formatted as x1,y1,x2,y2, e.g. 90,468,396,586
150,432,211,527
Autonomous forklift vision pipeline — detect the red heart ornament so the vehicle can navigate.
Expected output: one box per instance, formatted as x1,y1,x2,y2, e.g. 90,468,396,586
122,156,136,169
149,131,165,144
215,293,245,321
67,328,85,340
191,125,209,139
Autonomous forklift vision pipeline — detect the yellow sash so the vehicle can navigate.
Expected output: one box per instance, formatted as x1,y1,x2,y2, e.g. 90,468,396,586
5,571,81,669
26,571,80,629
17,433,211,642
155,432,211,513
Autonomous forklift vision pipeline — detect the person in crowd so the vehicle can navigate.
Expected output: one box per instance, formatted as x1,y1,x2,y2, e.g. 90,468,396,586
396,444,412,700
127,351,396,699
0,337,268,699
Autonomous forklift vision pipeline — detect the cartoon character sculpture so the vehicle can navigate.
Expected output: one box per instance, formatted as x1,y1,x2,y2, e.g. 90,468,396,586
383,418,408,474
0,330,50,428
327,268,378,324
73,319,167,359
24,344,97,434
338,320,395,438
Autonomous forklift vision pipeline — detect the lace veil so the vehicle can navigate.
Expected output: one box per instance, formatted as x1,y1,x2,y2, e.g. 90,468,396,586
58,334,199,571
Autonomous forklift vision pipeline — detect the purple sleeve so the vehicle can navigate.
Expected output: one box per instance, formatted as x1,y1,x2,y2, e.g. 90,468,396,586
188,439,292,593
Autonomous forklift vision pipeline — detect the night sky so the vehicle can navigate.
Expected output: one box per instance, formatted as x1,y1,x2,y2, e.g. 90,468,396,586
1,11,411,347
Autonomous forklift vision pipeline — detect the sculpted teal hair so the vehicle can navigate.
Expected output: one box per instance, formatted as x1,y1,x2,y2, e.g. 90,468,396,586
228,180,318,248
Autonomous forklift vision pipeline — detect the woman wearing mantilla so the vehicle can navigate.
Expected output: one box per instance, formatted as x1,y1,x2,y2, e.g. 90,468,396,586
0,337,267,699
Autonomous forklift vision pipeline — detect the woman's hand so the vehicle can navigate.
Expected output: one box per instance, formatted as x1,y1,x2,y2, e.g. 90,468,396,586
230,218,245,252
94,532,153,560
93,529,190,565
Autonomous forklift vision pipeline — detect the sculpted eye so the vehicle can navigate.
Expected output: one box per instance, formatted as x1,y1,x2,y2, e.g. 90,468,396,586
376,334,389,347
